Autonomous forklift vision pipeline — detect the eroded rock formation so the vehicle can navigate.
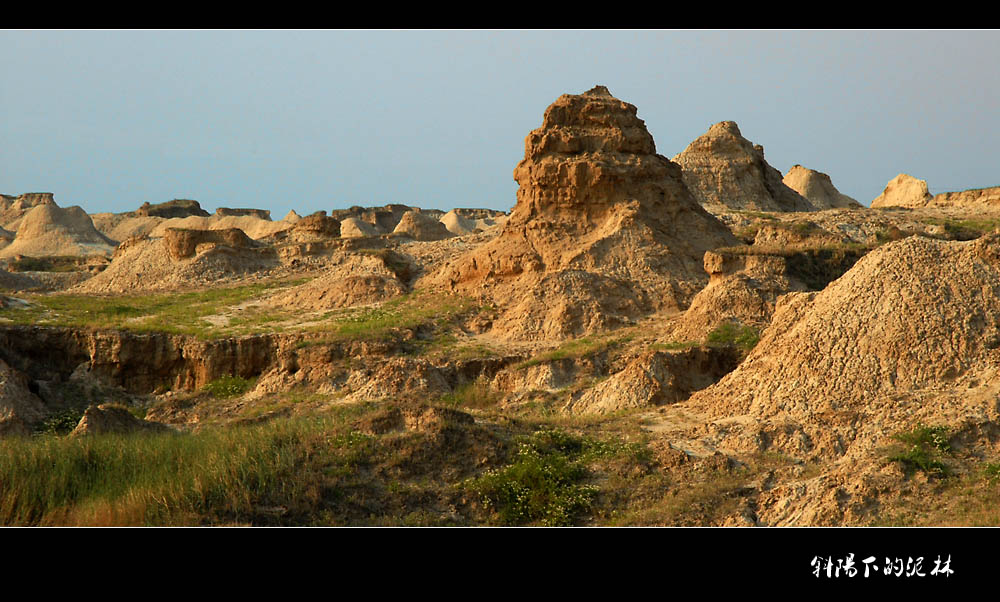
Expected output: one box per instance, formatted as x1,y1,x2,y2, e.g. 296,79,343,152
432,85,739,341
673,122,815,212
783,165,861,209
870,173,932,208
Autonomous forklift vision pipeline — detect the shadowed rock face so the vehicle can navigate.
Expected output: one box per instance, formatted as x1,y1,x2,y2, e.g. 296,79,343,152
673,121,815,212
134,199,210,219
432,85,739,341
162,227,257,260
215,207,272,220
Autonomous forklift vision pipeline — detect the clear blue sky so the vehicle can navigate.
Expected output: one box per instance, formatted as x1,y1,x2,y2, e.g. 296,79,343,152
2,30,998,215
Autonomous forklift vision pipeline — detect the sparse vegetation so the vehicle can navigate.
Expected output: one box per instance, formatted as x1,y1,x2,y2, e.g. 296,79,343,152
706,322,760,351
516,333,634,369
204,375,255,399
921,217,1000,241
888,424,952,477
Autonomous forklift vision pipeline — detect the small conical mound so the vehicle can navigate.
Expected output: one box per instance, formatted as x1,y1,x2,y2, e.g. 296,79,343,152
0,201,116,258
431,86,738,341
673,122,815,212
783,165,861,209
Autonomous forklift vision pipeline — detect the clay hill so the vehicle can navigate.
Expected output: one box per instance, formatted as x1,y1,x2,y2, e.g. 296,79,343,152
673,122,815,213
782,165,861,209
686,234,1000,454
1,192,56,231
431,85,739,341
0,200,116,258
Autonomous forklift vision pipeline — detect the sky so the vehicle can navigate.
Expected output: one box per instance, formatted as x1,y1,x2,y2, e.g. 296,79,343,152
2,29,998,216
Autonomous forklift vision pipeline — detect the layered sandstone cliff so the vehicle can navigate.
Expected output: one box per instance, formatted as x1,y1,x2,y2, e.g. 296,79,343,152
431,85,739,341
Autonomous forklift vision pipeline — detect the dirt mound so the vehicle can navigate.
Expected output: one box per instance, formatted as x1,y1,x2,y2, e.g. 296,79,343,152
281,210,302,222
686,234,1000,459
1,192,56,231
345,358,451,402
72,231,278,294
0,202,117,258
340,217,380,238
870,173,933,208
672,122,815,213
69,403,171,437
670,250,809,342
392,210,455,241
431,85,738,341
565,347,741,414
331,204,414,233
266,250,409,310
782,165,861,209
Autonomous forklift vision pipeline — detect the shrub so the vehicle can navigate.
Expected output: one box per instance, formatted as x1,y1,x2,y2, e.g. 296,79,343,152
888,424,952,476
465,429,598,526
706,322,760,351
203,375,255,399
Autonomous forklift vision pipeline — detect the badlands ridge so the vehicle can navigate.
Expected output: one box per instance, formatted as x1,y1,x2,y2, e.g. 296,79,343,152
2,86,999,527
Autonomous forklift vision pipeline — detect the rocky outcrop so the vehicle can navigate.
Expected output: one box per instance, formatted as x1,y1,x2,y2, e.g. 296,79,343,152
432,85,739,341
215,207,272,220
0,358,47,437
69,404,171,437
870,173,932,208
162,227,258,260
392,210,455,241
134,199,210,219
1,192,56,231
0,201,117,258
927,185,1000,210
440,209,505,235
782,165,861,209
673,122,815,212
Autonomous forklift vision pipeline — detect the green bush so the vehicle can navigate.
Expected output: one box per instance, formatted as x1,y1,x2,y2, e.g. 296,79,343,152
203,375,255,399
465,429,598,526
889,424,952,476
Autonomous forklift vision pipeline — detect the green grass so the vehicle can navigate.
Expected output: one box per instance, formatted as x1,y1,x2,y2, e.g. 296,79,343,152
0,281,306,338
648,341,699,352
203,375,256,399
0,416,368,526
516,333,634,370
706,322,760,351
921,217,1000,241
